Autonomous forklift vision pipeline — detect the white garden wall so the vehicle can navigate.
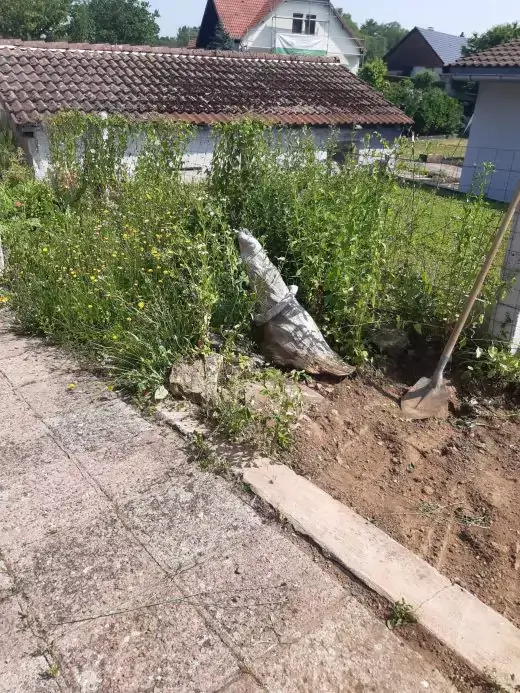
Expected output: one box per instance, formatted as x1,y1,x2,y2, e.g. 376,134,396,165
23,124,400,181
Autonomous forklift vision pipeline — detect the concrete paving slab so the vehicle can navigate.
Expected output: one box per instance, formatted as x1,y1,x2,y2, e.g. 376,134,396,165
0,316,465,692
43,399,153,455
251,600,457,693
177,524,345,661
0,330,42,361
19,373,115,418
120,471,264,574
0,456,106,551
0,595,60,693
0,405,49,444
221,674,265,692
0,433,71,482
0,557,14,598
11,512,179,626
52,602,240,693
0,347,80,388
75,428,187,503
245,463,520,691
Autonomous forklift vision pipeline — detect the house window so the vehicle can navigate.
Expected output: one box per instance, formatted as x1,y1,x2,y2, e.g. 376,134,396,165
292,13,303,34
305,14,317,35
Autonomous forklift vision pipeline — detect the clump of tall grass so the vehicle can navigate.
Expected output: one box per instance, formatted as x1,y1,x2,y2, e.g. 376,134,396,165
1,115,254,394
0,114,514,398
209,121,505,361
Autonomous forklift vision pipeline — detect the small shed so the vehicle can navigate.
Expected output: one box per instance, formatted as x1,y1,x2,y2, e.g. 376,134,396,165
385,27,467,78
445,38,520,202
0,40,411,179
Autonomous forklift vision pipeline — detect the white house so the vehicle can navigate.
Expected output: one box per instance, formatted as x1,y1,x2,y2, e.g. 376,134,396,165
445,38,520,352
197,0,362,72
445,38,520,203
0,40,411,180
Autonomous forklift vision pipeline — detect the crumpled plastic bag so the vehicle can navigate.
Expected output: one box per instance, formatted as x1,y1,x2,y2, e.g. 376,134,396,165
237,229,353,377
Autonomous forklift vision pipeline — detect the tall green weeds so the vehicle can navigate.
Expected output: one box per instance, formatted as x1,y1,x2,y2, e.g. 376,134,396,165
0,115,516,398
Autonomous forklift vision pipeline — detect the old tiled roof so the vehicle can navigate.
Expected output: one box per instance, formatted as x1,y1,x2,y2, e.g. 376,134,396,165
416,27,467,65
0,41,412,128
449,37,520,68
212,0,363,48
214,0,283,39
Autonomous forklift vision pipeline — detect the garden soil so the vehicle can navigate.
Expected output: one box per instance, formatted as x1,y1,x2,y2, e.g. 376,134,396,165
289,372,520,629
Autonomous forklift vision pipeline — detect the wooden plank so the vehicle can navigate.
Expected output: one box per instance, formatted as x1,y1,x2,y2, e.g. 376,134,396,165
244,463,520,691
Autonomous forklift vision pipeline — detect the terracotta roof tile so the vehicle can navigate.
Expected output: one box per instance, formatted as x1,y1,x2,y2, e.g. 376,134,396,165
0,40,411,127
214,0,283,39
449,38,520,69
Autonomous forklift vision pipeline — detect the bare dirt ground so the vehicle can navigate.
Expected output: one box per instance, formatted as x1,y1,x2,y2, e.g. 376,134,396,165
289,372,520,629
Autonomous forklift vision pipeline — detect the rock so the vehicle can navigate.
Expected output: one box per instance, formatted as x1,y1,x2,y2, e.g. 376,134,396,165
169,353,223,405
370,327,409,356
422,486,435,496
154,385,169,402
244,380,324,413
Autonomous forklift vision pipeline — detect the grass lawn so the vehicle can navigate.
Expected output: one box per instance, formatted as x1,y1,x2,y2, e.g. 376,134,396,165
399,137,468,162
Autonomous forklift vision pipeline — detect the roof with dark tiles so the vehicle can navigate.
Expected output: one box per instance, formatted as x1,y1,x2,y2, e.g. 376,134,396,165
448,37,520,69
416,28,467,65
0,40,411,128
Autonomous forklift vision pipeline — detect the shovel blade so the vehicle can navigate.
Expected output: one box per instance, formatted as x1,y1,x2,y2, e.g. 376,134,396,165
400,377,450,420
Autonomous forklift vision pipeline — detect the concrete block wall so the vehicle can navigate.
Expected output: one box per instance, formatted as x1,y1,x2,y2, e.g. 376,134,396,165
489,211,520,352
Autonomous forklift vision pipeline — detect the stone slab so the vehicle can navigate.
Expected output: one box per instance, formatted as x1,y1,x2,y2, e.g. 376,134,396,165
19,373,115,418
176,524,345,662
252,600,456,693
11,511,179,626
0,406,49,445
0,595,60,693
244,464,520,691
222,674,265,692
0,455,106,551
52,602,240,693
75,429,187,503
0,347,79,388
43,399,153,455
0,432,71,483
120,471,263,574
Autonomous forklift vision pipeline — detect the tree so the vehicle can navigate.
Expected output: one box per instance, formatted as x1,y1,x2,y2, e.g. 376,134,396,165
157,25,199,48
358,58,388,91
360,20,407,61
386,79,462,135
335,9,360,36
412,69,438,90
463,22,520,55
206,20,235,50
0,0,70,40
68,0,160,45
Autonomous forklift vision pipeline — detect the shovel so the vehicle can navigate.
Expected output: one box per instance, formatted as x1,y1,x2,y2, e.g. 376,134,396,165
401,185,520,420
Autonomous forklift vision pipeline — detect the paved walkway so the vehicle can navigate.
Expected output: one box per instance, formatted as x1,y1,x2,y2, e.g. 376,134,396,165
0,313,456,693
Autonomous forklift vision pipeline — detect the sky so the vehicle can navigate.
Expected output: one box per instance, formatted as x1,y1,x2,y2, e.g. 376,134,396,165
152,0,519,39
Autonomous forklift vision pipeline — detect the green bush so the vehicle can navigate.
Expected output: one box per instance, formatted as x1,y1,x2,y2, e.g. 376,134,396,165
209,121,503,361
1,114,254,393
385,79,463,135
0,115,514,394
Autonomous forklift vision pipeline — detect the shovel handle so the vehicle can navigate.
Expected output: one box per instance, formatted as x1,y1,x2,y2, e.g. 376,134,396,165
431,184,520,386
